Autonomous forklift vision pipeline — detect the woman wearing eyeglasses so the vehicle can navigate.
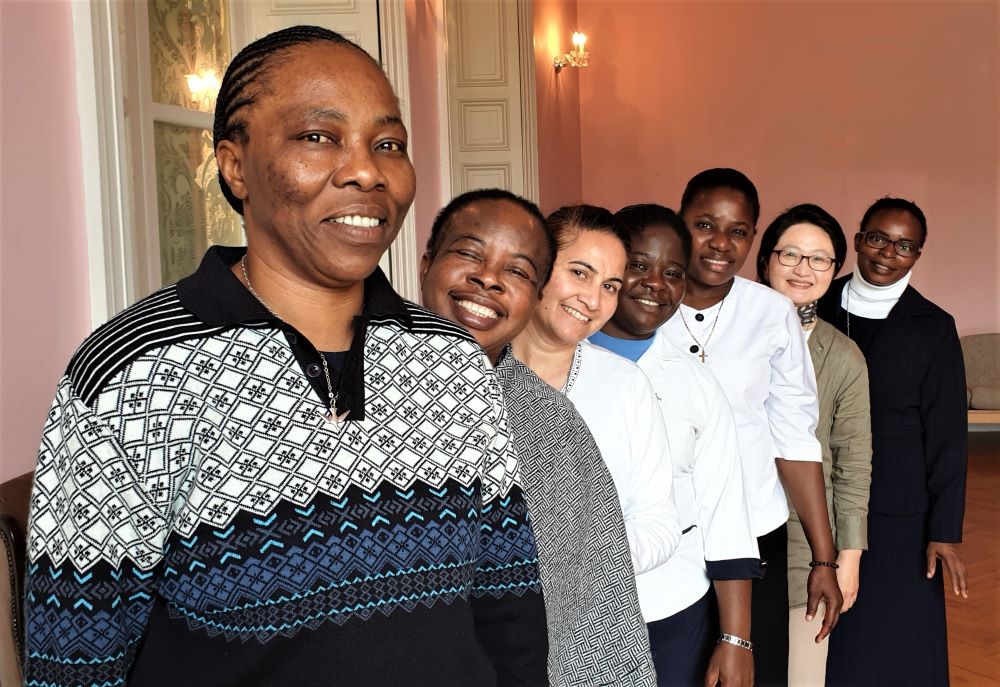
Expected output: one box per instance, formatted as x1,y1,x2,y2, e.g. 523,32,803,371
756,204,872,686
818,197,968,686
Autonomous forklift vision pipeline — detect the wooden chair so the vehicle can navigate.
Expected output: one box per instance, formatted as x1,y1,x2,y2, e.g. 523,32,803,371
0,472,32,687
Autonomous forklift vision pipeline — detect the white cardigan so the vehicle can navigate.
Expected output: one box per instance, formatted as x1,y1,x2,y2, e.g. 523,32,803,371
564,341,681,575
633,333,761,621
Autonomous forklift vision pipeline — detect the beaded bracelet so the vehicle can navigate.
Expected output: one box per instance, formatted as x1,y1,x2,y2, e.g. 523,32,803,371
718,633,754,653
809,560,840,569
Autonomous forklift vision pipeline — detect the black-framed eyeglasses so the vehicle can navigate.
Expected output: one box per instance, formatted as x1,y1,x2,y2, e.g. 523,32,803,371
860,231,921,258
772,249,835,272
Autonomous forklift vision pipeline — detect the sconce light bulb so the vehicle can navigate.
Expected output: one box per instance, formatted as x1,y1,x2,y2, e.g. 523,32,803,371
572,32,587,48
186,69,221,103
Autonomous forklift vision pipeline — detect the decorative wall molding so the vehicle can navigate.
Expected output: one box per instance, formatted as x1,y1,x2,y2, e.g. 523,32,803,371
516,0,540,203
267,0,358,15
454,0,508,87
71,0,135,327
459,99,511,152
379,0,422,302
443,0,537,200
463,163,512,190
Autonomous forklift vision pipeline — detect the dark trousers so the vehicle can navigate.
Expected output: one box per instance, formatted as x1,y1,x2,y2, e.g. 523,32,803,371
752,524,789,687
647,592,715,687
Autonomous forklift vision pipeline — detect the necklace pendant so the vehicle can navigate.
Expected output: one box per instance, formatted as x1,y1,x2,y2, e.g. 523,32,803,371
324,407,351,424
698,349,708,363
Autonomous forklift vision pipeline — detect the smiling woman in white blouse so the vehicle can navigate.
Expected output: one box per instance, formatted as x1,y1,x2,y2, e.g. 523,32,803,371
512,205,681,581
659,169,842,686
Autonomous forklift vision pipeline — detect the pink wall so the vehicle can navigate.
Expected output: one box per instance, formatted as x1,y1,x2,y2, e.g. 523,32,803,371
406,0,446,256
575,0,999,336
0,1,92,481
534,0,584,213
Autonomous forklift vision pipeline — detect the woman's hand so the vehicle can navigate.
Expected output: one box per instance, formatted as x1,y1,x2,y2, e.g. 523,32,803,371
836,549,862,612
805,565,843,642
704,642,754,687
926,541,968,599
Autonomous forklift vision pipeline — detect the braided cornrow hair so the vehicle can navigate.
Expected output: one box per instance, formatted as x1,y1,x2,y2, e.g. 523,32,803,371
213,25,377,214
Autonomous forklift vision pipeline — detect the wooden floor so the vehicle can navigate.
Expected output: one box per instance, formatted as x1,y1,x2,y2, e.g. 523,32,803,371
947,432,1000,685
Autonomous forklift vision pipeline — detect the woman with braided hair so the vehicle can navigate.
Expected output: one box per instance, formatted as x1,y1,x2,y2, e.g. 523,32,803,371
23,26,547,686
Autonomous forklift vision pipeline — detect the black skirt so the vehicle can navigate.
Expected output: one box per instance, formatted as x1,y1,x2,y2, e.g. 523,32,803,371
826,512,949,686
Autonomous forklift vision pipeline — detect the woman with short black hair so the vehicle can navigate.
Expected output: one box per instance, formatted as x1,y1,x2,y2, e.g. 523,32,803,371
660,169,843,685
819,197,968,686
592,204,761,687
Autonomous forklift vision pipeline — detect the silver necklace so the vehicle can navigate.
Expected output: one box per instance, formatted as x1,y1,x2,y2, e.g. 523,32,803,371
241,255,349,424
679,297,725,363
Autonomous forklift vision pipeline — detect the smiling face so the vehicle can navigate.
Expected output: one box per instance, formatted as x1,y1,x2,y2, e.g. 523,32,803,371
530,229,627,347
419,200,549,362
603,225,687,339
681,187,756,289
855,208,923,286
215,42,416,287
766,223,837,306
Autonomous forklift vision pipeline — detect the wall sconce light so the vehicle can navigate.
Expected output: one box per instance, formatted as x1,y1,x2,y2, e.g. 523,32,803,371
554,32,588,73
185,69,221,110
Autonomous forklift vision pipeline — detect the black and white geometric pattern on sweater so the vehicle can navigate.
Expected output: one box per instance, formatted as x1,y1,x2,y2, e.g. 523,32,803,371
496,353,656,687
30,291,515,573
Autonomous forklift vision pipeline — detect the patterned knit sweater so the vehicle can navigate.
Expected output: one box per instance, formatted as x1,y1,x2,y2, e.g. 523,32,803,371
23,247,547,686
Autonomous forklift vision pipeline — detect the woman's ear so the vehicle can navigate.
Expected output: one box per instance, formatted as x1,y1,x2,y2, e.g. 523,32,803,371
419,252,432,284
216,140,248,202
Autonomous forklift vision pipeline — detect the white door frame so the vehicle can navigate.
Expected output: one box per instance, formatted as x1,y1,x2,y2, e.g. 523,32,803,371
72,0,421,328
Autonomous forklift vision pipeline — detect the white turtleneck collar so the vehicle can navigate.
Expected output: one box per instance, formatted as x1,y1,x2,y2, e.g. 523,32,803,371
840,265,912,319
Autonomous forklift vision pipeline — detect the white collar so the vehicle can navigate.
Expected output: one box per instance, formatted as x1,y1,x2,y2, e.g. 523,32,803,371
841,265,912,319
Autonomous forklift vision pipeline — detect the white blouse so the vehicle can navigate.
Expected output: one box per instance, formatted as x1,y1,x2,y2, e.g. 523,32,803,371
661,277,821,537
564,341,681,575
631,332,760,621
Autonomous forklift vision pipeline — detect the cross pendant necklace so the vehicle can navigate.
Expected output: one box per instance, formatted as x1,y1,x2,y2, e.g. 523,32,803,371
318,352,351,424
241,256,350,424
679,296,725,364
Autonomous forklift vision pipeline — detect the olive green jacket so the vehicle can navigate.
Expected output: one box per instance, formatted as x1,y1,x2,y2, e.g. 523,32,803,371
787,318,873,608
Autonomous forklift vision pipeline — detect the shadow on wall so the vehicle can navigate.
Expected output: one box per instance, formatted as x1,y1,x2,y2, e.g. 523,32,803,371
534,0,584,212
577,9,650,212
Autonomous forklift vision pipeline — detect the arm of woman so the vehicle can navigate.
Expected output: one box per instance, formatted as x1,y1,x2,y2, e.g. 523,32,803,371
776,459,843,640
827,340,872,611
921,316,969,598
621,375,682,574
768,304,841,640
835,549,862,611
693,374,760,686
705,580,754,687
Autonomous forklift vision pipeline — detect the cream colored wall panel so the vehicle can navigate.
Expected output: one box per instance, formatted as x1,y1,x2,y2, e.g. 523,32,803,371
453,0,507,87
459,100,510,152
445,0,532,198
237,0,379,57
463,163,511,191
267,0,359,14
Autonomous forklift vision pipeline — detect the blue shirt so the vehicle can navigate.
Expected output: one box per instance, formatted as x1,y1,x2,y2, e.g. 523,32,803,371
588,330,655,363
